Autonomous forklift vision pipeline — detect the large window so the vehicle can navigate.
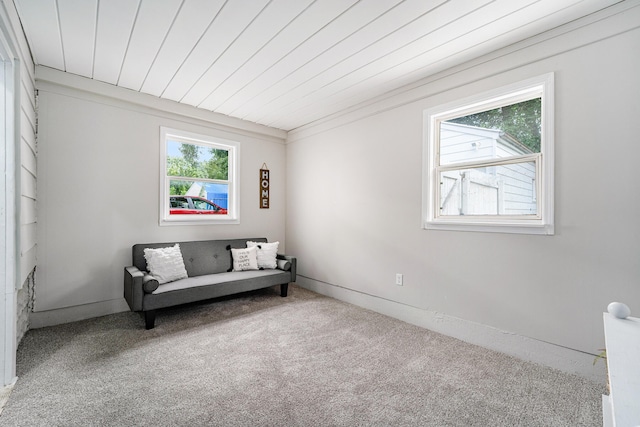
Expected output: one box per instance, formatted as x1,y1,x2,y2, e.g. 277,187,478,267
422,74,554,234
160,127,239,225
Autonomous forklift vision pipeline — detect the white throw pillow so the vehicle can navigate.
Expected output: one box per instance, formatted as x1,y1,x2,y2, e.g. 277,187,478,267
246,241,279,269
231,246,259,271
143,244,188,284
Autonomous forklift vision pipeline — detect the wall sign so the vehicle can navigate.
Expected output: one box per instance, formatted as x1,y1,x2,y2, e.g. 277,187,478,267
260,164,269,209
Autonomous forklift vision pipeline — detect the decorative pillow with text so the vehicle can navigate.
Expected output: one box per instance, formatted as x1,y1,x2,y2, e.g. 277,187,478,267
231,246,259,271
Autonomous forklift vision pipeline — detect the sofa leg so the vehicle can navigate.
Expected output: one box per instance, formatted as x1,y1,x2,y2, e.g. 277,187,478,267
145,310,156,330
280,283,289,297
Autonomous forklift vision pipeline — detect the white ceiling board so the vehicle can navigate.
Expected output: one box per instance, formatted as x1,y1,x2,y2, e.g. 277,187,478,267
57,0,97,77
254,0,588,128
198,0,368,113
345,0,609,101
180,0,316,108
139,0,225,97
14,0,64,69
160,0,271,102
206,0,404,114
117,0,183,91
273,0,618,130
13,0,625,131
232,0,451,123
249,0,496,126
92,0,140,85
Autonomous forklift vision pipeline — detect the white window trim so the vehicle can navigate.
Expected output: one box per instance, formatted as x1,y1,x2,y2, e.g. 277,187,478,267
159,127,240,226
422,73,554,235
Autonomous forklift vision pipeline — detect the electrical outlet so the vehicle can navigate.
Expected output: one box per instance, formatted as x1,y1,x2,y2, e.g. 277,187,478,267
395,273,403,286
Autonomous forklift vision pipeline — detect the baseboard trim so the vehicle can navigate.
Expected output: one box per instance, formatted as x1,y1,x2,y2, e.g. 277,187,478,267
30,298,130,329
297,277,606,383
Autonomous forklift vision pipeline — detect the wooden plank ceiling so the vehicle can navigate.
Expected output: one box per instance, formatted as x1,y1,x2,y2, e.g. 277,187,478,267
14,0,620,131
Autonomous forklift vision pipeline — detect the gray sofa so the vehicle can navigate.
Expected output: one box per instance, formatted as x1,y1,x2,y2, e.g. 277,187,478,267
124,237,296,329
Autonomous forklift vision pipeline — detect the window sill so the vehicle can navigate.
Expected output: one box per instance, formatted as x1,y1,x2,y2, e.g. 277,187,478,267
160,216,240,226
424,220,554,235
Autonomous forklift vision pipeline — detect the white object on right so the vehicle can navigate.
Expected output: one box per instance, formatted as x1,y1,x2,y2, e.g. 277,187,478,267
607,302,631,319
602,312,640,427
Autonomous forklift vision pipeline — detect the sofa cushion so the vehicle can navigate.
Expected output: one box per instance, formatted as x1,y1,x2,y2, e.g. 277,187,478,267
143,244,188,284
151,270,286,294
231,246,258,271
247,241,279,269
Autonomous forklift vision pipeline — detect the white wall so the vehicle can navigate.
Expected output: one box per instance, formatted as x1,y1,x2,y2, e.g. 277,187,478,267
286,3,640,379
33,70,287,325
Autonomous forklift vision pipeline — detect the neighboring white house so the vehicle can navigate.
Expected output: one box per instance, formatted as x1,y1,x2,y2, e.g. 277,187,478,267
439,122,536,216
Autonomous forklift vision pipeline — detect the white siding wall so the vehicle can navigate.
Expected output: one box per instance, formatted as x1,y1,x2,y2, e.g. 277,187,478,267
285,4,640,380
17,18,37,344
497,162,536,215
1,0,36,346
439,123,536,215
0,0,36,387
439,123,499,165
19,69,36,286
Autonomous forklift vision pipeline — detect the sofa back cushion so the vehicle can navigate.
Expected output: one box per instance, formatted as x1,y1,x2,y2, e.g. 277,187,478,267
133,238,268,278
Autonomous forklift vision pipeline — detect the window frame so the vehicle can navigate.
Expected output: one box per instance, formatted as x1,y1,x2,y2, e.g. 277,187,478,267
422,73,554,235
159,127,240,226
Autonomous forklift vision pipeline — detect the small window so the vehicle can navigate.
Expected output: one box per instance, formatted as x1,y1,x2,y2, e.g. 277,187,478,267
423,74,554,234
160,127,239,225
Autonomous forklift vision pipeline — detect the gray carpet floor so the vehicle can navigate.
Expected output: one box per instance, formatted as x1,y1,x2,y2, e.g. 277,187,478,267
1,285,604,426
